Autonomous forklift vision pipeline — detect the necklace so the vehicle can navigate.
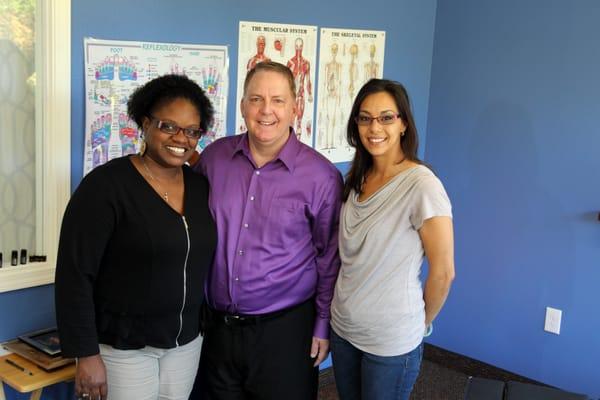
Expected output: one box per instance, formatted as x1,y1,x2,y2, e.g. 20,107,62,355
365,156,407,186
385,156,407,179
395,156,406,166
141,156,170,202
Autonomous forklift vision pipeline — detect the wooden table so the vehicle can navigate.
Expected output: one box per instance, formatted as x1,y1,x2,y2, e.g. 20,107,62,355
0,353,75,400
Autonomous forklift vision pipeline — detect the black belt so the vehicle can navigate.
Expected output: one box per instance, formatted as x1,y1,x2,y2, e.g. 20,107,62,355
210,299,311,327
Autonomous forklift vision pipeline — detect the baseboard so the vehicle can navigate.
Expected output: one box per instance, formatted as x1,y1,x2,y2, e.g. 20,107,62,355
423,343,549,386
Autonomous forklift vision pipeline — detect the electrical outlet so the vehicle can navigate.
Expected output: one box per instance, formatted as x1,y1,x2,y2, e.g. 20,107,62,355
544,307,562,335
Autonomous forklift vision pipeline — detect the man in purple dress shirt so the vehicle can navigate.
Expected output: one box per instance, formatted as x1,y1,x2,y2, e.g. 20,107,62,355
194,61,343,399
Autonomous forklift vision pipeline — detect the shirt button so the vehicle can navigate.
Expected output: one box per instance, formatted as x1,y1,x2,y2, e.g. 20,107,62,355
243,223,249,228
238,250,244,255
255,170,260,175
250,196,255,201
234,277,239,281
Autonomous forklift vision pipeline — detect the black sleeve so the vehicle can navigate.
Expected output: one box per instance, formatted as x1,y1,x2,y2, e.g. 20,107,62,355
54,168,117,357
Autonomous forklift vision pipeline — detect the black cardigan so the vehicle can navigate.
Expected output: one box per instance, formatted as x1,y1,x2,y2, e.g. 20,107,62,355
55,156,216,357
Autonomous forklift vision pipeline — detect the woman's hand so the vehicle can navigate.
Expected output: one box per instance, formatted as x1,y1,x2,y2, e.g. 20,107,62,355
75,354,107,400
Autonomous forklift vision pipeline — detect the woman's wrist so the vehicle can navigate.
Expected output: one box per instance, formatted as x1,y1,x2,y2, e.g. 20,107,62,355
424,323,433,337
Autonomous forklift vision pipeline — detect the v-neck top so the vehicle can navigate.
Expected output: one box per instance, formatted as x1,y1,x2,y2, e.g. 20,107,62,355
55,156,217,357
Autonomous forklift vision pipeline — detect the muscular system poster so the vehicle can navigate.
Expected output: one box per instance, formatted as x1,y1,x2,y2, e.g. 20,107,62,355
236,21,317,147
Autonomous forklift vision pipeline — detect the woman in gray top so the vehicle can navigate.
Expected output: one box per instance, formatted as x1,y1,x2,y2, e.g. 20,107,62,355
330,79,455,400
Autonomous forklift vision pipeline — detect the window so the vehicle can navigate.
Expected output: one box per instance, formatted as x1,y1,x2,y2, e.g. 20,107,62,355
1,0,37,265
0,0,70,292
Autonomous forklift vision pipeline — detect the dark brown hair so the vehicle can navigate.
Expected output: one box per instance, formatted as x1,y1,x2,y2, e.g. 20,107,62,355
344,79,422,201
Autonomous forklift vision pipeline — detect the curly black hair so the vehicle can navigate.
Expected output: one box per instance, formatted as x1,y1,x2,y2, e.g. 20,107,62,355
127,74,214,134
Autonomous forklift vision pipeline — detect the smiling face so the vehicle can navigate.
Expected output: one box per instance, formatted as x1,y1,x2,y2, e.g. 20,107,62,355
358,91,406,162
241,70,297,151
142,97,200,168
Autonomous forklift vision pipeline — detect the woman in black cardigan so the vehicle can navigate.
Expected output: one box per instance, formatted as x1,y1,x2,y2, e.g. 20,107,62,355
55,74,217,400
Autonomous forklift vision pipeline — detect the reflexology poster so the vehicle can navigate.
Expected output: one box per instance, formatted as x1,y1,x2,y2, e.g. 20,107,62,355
236,21,317,147
83,38,229,175
316,28,385,163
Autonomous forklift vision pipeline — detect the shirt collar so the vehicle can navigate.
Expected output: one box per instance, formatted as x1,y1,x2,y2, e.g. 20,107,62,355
231,129,300,173
232,133,249,158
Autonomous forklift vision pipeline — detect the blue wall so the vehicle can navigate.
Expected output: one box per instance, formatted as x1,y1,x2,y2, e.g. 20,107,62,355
0,285,55,340
425,0,600,397
1,0,437,397
4,0,600,398
70,0,436,188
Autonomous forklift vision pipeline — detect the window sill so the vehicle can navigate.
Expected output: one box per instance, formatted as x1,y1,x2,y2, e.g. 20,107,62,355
0,263,55,293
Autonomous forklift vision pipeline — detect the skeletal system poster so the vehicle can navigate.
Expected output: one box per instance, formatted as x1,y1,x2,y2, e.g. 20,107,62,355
84,38,228,175
316,28,385,163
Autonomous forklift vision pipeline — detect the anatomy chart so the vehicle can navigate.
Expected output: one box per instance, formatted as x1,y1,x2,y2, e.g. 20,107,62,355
83,38,229,175
316,28,385,163
236,21,317,147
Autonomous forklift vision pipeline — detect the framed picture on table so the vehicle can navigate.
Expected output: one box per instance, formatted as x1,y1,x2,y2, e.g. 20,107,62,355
18,327,61,356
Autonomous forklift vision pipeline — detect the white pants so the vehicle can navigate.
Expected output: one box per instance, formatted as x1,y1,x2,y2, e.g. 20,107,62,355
99,335,202,400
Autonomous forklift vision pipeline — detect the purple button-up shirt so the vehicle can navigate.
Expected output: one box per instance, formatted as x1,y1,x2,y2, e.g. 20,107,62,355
196,132,343,338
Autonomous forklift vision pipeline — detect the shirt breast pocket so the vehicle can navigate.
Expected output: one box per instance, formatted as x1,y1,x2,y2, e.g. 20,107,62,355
267,199,309,247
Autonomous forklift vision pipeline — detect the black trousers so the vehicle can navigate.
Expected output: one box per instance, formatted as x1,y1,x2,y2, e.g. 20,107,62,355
193,300,318,400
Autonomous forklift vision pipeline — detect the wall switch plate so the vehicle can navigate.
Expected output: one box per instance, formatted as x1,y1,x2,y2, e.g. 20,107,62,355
544,307,562,335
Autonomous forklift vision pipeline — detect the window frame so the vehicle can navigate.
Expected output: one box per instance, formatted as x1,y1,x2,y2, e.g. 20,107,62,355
0,0,71,293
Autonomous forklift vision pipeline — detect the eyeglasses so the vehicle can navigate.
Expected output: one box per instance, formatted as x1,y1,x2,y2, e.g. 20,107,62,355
355,113,402,126
151,117,204,139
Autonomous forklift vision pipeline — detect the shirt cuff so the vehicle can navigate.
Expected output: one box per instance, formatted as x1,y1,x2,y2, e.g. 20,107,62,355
313,316,330,339
62,340,100,359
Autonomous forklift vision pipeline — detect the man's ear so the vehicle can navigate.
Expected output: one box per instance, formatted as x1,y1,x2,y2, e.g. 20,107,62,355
240,98,246,118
